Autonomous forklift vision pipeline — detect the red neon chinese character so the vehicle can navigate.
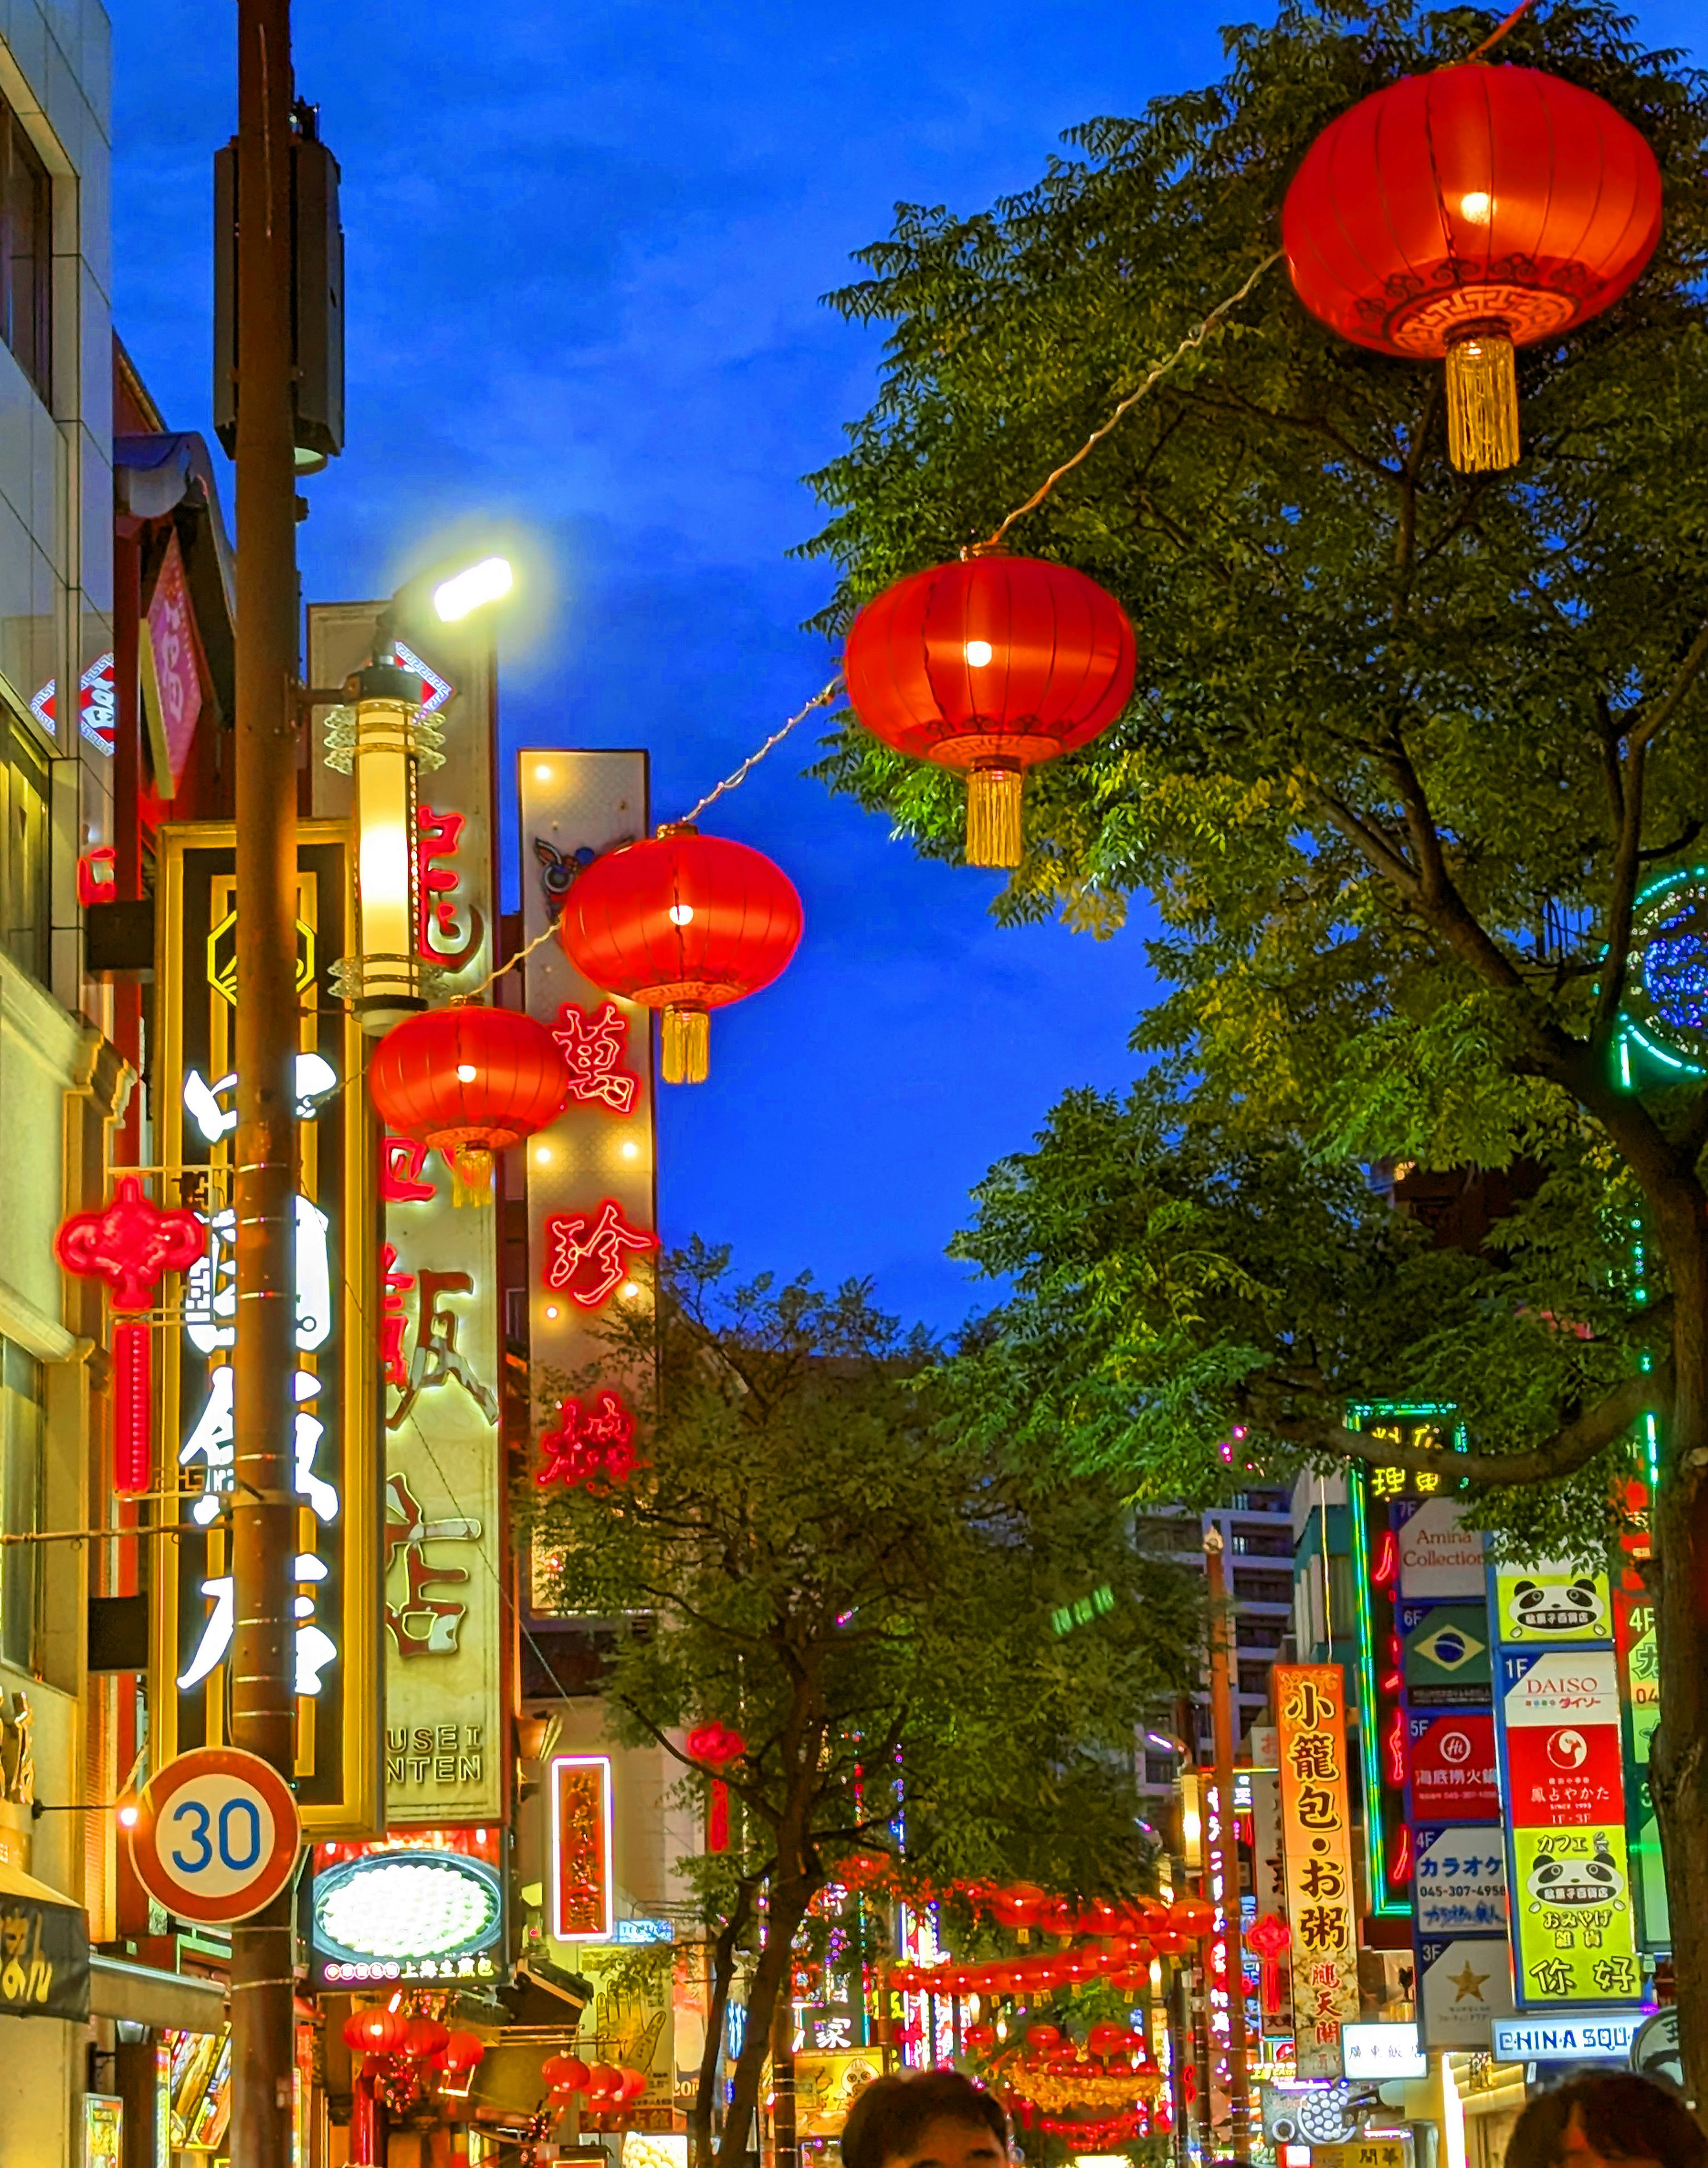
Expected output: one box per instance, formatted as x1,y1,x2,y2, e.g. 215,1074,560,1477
1388,1823,1413,1885
537,1389,637,1490
1372,1526,1399,1587
542,1199,657,1308
380,1135,438,1204
380,1241,415,1389
416,806,483,969
1384,1707,1407,1787
552,1001,639,1115
56,1175,204,1312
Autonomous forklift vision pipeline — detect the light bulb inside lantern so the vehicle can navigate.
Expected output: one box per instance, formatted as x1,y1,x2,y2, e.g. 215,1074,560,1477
1458,190,1492,225
964,639,994,667
668,904,693,927
456,1062,477,1082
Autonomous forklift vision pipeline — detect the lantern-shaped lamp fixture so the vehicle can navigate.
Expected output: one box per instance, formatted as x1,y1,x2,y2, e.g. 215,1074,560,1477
1283,63,1663,472
368,1002,572,1197
325,657,447,1032
558,825,803,1084
843,553,1136,867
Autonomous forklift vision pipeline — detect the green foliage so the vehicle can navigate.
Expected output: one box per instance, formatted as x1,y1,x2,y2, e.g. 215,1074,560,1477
802,0,1708,1563
526,1243,1202,1901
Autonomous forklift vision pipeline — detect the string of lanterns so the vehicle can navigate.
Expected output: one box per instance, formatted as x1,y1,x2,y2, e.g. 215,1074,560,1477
540,2054,652,2118
363,40,1667,1106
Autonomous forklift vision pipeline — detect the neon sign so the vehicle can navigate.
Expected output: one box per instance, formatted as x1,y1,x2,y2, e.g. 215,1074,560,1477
549,1755,614,1941
536,1391,636,1489
542,1199,656,1308
552,1001,639,1114
416,806,483,971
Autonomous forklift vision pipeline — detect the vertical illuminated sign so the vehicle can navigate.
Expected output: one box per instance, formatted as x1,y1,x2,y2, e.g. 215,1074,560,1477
1273,1664,1360,2078
550,1754,615,1941
308,605,504,1826
516,751,657,1595
150,823,381,1834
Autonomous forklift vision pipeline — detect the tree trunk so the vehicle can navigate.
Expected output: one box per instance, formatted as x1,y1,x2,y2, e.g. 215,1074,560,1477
715,1878,816,2168
1650,1223,1708,2114
693,1878,759,2168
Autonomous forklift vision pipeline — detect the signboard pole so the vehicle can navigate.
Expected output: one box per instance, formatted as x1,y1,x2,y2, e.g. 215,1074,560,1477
230,1,303,2162
1204,1529,1251,2163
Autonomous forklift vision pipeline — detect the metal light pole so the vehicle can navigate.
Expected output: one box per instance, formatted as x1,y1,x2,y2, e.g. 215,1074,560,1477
230,0,301,2157
1204,1527,1251,2165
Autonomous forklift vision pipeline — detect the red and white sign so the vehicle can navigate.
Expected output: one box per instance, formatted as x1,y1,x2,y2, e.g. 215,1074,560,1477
1405,1713,1500,1820
1501,1650,1624,1827
128,1747,302,1924
144,533,204,796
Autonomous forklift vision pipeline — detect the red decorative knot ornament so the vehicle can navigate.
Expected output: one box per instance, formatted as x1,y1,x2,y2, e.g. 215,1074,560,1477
367,1003,571,1200
537,1390,638,1491
56,1175,204,1496
556,825,803,1084
843,555,1136,869
1283,63,1663,472
685,1721,746,1766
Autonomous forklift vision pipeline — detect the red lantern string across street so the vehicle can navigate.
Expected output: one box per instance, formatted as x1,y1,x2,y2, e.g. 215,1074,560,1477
367,1002,572,1200
557,824,803,1084
1283,62,1663,472
843,554,1136,869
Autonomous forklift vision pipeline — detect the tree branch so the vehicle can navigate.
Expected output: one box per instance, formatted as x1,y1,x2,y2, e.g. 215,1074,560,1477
1628,615,1708,754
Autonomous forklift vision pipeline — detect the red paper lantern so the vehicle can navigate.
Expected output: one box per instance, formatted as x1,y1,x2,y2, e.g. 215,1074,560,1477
988,1882,1047,1929
1087,2021,1128,2057
343,2007,411,2058
437,2031,486,2075
617,2067,650,2104
964,2022,997,2052
404,2016,449,2062
542,2054,590,2095
585,2062,621,2108
368,1002,571,1195
558,824,802,1084
1025,2023,1062,2051
1170,1895,1215,1938
1283,63,1663,471
843,555,1136,869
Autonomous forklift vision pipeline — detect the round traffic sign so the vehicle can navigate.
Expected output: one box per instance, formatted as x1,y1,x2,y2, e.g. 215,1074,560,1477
1629,2007,1682,2092
128,1748,302,1925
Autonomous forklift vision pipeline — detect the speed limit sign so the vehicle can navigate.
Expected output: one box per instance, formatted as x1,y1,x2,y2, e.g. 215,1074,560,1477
128,1748,302,1925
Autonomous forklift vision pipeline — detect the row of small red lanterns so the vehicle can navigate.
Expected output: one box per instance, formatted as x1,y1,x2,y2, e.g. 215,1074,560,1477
342,2007,485,2077
540,2055,651,2113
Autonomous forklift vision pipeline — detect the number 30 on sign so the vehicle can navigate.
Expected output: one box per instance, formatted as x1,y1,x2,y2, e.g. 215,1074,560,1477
128,1747,302,1925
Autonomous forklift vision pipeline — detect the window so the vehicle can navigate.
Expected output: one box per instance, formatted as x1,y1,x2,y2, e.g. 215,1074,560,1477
0,704,48,980
0,93,49,403
0,1337,44,1671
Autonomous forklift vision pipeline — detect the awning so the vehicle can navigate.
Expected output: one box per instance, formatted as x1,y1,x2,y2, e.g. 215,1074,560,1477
88,1953,226,2035
0,1856,90,2023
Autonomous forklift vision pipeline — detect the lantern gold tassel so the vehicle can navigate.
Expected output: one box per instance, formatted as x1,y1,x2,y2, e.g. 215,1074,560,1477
662,1005,710,1085
1445,326,1519,473
966,761,1024,869
451,1144,493,1206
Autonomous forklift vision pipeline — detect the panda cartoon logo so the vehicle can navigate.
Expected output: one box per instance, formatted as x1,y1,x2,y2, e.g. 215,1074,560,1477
1527,1832,1625,1912
1508,1577,1604,1637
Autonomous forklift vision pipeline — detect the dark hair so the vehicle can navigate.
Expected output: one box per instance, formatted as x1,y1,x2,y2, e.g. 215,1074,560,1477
841,2071,1008,2168
1506,2074,1705,2168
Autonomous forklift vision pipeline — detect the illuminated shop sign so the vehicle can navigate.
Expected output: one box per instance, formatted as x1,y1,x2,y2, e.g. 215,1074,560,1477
550,1755,615,1943
309,1829,505,1989
149,825,380,1834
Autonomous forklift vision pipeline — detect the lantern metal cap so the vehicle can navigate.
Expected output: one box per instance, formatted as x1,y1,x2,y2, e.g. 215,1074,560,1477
346,659,423,706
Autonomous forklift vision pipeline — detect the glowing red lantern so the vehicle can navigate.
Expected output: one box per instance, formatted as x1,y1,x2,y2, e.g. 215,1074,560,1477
1025,2024,1062,2051
989,1882,1047,1930
1087,2021,1128,2057
367,1002,571,1196
616,2067,650,2104
437,2031,486,2075
542,2054,590,2095
1169,1895,1215,1938
343,2007,411,2058
964,2022,996,2052
843,554,1136,869
584,2062,621,2108
1283,63,1663,471
404,2015,450,2061
557,825,803,1085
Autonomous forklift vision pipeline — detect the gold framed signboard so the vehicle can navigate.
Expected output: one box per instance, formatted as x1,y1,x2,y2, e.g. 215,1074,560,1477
148,821,382,1836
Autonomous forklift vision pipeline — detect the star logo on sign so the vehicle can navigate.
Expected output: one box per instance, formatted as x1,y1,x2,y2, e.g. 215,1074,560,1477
1450,1959,1490,2003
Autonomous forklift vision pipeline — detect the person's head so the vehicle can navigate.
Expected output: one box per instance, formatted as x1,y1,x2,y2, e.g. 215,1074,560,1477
841,2071,1009,2168
1506,2073,1704,2168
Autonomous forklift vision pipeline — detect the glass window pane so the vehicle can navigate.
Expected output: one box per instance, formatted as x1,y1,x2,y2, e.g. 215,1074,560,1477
0,1336,44,1671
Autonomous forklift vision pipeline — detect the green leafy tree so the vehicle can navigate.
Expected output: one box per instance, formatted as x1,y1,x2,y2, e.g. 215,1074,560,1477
801,0,1708,2094
528,1245,1200,2168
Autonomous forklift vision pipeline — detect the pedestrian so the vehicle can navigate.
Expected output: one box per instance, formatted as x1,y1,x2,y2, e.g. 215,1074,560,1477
1506,2072,1704,2168
841,2070,1011,2168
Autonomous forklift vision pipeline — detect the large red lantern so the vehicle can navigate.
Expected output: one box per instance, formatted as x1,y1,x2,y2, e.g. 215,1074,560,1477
367,1002,571,1197
557,825,803,1084
1283,63,1663,472
843,554,1136,869
343,2007,411,2058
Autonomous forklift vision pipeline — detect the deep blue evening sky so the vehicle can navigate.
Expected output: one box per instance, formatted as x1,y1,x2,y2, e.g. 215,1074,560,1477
110,3,1700,1329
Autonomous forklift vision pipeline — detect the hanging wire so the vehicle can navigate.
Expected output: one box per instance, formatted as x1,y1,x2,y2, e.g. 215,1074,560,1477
974,249,1285,554
455,918,561,1003
1467,0,1541,62
676,675,843,825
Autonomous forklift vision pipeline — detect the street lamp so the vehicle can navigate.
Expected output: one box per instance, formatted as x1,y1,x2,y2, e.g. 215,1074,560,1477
320,553,513,1033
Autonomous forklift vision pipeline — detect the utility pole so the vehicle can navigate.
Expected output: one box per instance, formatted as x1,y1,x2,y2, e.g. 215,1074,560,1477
230,0,301,2159
1204,1528,1251,2166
